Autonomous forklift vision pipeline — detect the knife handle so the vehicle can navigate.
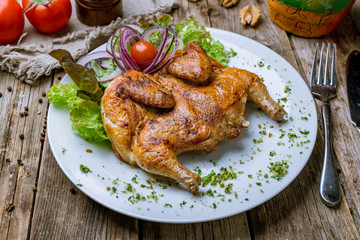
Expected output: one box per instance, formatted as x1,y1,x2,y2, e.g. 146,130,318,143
319,103,341,207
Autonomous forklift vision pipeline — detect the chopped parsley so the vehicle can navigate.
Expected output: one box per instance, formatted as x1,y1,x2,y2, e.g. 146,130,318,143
80,164,92,173
180,200,187,208
253,138,263,143
268,160,289,181
193,166,202,175
299,129,310,135
201,167,237,187
258,61,265,67
284,86,292,94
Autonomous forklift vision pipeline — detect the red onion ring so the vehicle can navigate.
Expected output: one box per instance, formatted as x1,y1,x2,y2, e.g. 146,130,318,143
77,51,112,66
80,24,179,83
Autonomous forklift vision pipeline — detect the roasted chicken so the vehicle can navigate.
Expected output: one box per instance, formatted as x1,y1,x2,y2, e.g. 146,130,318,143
101,42,286,195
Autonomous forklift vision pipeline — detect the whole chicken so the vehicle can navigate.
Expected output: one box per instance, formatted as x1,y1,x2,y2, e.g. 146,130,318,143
101,42,286,195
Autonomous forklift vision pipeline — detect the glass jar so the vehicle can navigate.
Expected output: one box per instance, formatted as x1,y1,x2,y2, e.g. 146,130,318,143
75,0,122,26
267,0,356,37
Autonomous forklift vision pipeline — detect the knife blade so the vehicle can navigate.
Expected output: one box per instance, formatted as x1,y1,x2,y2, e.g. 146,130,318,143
346,50,360,135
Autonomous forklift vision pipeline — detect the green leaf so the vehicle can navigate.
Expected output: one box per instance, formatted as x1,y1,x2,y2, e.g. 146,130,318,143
49,49,103,102
47,82,83,109
90,59,116,78
70,100,108,142
139,14,173,29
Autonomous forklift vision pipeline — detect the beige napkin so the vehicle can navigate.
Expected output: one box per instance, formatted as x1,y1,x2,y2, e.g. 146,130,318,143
0,0,179,84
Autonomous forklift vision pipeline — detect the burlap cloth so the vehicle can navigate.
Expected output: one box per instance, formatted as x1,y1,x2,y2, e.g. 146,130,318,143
0,0,179,84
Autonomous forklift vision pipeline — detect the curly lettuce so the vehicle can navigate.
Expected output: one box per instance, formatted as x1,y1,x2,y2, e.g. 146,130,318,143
47,82,108,142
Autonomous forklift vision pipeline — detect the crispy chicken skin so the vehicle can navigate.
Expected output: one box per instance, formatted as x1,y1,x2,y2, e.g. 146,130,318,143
101,42,286,195
165,42,212,83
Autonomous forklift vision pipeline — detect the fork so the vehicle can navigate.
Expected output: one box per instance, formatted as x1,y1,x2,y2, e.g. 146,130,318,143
310,43,341,207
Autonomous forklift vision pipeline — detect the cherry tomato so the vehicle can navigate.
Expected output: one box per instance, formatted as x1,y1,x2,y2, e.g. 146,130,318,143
130,41,158,65
22,0,72,34
0,0,25,44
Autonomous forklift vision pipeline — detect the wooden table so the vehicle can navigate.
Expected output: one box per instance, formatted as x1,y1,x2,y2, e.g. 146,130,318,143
1,0,360,239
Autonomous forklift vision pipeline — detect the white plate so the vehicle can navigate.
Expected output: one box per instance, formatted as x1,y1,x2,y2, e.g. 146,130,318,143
47,28,317,223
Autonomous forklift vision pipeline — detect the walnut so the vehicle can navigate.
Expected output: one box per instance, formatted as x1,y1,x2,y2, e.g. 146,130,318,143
217,0,239,8
240,5,261,27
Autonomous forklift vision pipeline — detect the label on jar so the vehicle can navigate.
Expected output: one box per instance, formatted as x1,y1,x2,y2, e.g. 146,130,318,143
268,0,354,37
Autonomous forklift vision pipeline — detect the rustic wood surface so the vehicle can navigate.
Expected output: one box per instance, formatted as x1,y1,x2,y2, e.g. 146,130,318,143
1,0,360,239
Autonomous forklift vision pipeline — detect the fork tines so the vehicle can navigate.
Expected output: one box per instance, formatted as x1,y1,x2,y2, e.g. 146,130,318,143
311,43,337,88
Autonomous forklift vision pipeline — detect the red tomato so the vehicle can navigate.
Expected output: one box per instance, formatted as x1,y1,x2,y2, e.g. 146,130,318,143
0,0,25,44
22,0,72,34
130,41,158,65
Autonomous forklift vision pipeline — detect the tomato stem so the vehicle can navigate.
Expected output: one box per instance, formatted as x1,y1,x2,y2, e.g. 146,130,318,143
23,0,54,14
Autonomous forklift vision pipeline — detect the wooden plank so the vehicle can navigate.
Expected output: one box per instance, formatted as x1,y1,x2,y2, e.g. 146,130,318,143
142,214,250,240
0,72,52,240
172,0,211,24
349,0,360,32
289,12,360,233
29,71,138,240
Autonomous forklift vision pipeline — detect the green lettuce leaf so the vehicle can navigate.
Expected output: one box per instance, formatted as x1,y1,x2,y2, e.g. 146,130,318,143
47,82,108,142
139,15,173,29
46,82,83,109
90,59,116,79
70,100,108,142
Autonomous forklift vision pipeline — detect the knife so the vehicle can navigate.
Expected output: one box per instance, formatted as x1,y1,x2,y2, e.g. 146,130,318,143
346,50,360,136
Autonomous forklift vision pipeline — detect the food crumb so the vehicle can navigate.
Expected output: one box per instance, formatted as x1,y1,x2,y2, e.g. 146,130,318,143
17,159,24,166
70,188,77,194
86,149,93,153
